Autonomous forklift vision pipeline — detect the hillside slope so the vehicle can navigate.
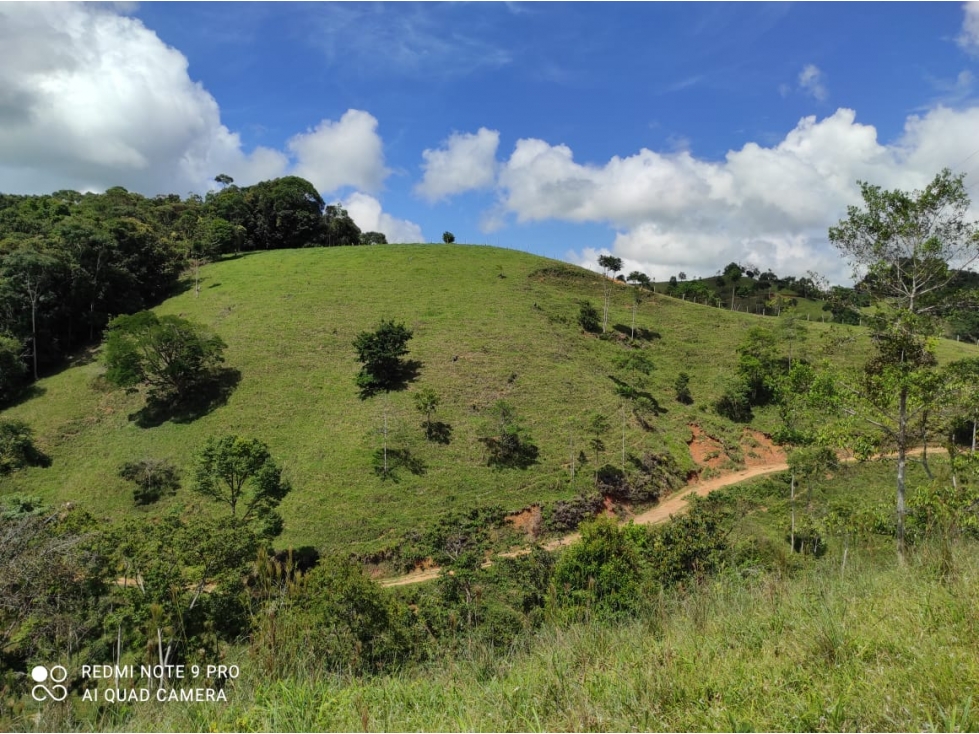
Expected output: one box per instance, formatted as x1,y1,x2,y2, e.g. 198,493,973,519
1,245,975,553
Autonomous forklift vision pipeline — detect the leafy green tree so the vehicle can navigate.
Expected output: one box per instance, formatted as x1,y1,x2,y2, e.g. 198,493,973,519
361,230,388,245
244,176,326,250
0,247,60,379
414,387,441,440
442,231,455,244
119,458,180,505
827,169,979,559
626,271,652,289
597,254,623,333
192,435,291,537
551,518,644,620
352,319,414,397
322,204,362,247
102,310,226,403
480,400,539,468
0,333,26,404
0,419,49,474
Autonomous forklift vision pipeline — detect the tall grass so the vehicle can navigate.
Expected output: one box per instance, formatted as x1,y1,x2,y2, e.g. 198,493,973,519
111,540,979,732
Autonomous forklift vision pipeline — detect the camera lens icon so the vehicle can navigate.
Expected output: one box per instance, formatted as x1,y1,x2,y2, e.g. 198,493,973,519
30,665,68,702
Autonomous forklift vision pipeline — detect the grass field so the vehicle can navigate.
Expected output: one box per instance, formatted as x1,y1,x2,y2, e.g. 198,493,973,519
1,244,975,553
66,457,979,733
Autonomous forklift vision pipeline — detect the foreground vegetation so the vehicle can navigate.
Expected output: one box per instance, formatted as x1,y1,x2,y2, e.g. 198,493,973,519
11,458,978,732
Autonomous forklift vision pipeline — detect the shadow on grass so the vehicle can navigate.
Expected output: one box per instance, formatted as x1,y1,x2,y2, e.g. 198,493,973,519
1,383,47,410
373,447,427,482
358,359,423,399
613,324,662,341
130,367,242,428
608,376,667,415
481,437,540,470
425,421,453,445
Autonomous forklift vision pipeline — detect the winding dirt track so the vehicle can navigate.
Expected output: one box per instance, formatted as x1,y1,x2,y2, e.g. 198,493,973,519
380,461,790,588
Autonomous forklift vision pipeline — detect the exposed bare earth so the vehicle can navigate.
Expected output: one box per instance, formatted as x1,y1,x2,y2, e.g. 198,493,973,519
381,458,790,588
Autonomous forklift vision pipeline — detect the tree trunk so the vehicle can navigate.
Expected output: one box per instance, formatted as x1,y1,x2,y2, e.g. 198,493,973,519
631,302,636,340
972,417,976,454
921,414,932,479
790,471,796,552
896,388,908,562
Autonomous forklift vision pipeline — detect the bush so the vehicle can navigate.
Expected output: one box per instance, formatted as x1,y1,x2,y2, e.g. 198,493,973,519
0,419,49,474
577,301,601,333
674,372,693,404
0,334,26,405
119,459,180,505
715,382,753,422
551,518,646,620
543,494,604,533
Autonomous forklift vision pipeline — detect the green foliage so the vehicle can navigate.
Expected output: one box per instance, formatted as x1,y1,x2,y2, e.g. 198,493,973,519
714,380,753,423
413,387,441,440
597,255,623,275
118,458,180,505
0,419,48,474
361,230,388,245
577,300,601,333
614,349,655,376
192,435,291,536
442,231,455,244
0,494,48,520
480,400,539,469
674,371,693,404
0,334,26,404
353,319,414,397
277,557,421,675
645,500,728,585
322,204,362,247
244,176,327,250
552,518,645,620
102,310,227,402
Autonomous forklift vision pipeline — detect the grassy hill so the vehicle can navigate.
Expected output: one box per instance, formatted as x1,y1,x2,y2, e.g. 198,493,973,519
1,244,975,554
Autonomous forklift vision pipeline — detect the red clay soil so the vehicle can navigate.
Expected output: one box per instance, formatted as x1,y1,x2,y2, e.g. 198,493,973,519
505,505,542,539
742,428,786,467
686,424,728,470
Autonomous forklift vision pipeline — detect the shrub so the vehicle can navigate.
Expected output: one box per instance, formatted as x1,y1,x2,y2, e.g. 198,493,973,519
577,301,601,333
674,372,693,404
543,493,604,533
0,419,49,474
118,459,180,505
353,319,414,397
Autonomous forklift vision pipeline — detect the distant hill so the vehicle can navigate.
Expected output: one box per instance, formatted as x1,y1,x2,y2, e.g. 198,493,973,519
1,245,975,554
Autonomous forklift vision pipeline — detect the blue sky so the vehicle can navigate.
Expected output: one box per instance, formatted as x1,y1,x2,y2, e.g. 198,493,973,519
2,2,979,283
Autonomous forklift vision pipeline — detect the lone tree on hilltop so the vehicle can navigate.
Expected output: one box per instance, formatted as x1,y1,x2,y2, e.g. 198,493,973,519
442,231,455,244
353,319,414,397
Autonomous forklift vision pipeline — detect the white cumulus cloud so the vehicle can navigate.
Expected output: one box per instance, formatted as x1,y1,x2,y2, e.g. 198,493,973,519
288,110,389,195
0,3,392,203
496,106,979,283
959,2,979,54
415,128,500,202
344,192,423,243
0,3,288,194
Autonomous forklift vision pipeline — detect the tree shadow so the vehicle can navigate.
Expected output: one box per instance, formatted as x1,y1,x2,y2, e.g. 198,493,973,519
425,421,453,445
131,367,242,428
608,376,667,415
613,324,662,341
373,447,427,482
358,359,423,399
481,437,540,470
1,383,47,410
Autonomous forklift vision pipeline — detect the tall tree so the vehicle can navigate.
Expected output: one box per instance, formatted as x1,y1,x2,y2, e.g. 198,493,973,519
828,169,979,559
192,435,291,537
597,254,623,333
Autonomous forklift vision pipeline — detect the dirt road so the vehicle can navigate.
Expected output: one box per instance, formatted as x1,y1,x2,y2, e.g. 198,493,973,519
380,460,791,588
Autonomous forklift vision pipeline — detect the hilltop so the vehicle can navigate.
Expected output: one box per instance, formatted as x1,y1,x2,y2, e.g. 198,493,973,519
1,244,975,554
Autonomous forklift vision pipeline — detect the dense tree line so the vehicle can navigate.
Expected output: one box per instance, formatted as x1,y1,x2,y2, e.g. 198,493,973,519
0,176,383,401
